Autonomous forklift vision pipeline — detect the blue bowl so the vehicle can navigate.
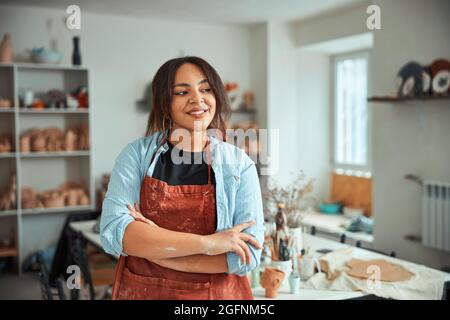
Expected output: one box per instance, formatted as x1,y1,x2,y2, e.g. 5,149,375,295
319,203,342,214
30,47,62,64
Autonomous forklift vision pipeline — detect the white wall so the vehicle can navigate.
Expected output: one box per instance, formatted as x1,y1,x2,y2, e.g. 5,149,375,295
296,51,331,199
0,4,252,261
292,14,373,201
262,20,332,201
249,23,268,131
371,0,450,269
266,21,300,186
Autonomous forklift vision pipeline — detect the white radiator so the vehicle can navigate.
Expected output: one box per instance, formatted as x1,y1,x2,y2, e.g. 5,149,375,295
422,181,450,252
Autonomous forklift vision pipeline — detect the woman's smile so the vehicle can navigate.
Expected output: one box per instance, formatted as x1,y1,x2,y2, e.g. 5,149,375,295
186,106,210,119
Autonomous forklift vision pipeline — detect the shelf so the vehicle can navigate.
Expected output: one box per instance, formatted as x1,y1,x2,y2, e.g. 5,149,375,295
368,95,450,103
15,63,88,71
0,153,16,159
0,108,15,113
0,246,18,258
0,209,17,217
230,108,256,114
22,205,92,216
0,61,93,274
19,108,89,114
20,151,90,158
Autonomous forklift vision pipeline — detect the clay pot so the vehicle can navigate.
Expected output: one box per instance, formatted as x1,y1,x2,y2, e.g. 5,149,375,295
0,98,11,109
20,135,31,152
31,135,46,152
66,189,79,206
41,191,64,208
260,266,285,298
0,174,16,210
78,193,89,206
78,125,89,150
0,33,12,63
0,135,12,153
65,129,77,151
21,187,39,209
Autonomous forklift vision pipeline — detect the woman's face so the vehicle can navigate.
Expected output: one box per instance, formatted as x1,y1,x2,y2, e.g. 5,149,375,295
170,63,216,133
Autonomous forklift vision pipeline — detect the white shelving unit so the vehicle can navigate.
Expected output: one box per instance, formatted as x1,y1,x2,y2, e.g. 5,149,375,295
0,63,94,274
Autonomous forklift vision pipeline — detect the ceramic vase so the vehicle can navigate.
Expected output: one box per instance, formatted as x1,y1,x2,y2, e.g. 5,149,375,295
260,266,285,298
0,33,12,63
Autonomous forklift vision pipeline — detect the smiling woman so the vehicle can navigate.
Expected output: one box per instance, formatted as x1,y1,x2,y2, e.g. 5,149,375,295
147,56,229,143
100,56,265,300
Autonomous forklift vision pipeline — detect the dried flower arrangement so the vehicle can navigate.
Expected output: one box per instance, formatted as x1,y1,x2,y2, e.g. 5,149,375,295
269,203,294,261
263,171,315,228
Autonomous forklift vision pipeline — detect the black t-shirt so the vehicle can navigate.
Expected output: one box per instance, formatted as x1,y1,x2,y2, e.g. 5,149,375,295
152,141,216,186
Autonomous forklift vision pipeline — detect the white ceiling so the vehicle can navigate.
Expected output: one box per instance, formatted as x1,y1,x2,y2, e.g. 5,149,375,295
0,0,365,25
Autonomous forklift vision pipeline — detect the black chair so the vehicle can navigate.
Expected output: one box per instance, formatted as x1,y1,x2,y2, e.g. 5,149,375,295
49,211,100,285
67,228,96,300
36,252,66,300
355,240,396,258
340,234,346,244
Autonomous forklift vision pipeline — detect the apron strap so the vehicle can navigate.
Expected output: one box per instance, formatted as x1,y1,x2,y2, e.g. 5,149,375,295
205,137,212,186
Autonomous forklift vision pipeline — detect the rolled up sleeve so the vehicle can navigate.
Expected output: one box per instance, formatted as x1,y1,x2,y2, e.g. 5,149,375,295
100,143,141,257
226,160,265,276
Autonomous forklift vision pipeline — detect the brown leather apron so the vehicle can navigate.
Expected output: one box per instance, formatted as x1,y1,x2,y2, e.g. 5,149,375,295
112,137,253,300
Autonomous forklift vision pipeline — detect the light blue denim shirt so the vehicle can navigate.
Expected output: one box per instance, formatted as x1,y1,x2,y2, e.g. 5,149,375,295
100,131,265,276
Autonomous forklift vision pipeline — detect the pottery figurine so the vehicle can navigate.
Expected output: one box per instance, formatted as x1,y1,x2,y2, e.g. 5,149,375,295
0,134,12,153
20,134,31,152
64,129,77,151
0,98,11,109
31,134,46,152
260,266,285,298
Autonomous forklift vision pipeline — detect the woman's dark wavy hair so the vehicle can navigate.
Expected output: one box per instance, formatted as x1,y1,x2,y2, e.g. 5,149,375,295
146,56,230,140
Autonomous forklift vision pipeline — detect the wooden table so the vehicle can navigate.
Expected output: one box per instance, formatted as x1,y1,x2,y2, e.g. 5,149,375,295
70,220,449,300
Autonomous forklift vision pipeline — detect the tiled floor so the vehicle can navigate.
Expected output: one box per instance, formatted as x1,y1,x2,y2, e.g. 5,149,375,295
0,272,42,300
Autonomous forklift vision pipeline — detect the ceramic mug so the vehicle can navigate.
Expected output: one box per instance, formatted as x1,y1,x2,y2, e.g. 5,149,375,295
288,274,300,294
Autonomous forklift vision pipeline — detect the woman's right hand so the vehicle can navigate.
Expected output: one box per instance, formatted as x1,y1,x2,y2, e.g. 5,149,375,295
202,220,262,265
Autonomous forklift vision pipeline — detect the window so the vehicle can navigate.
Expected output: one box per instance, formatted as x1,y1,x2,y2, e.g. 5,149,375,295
333,52,370,174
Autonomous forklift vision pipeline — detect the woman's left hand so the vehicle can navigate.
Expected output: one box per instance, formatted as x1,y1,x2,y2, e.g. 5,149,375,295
127,203,158,227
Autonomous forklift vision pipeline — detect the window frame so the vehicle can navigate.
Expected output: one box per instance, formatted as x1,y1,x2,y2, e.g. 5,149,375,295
331,50,372,175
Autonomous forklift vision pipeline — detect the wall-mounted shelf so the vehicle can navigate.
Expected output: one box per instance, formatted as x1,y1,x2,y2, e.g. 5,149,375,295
0,62,94,275
20,151,90,158
368,95,450,103
0,153,16,159
19,109,89,114
0,246,18,258
0,210,17,217
21,205,92,216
